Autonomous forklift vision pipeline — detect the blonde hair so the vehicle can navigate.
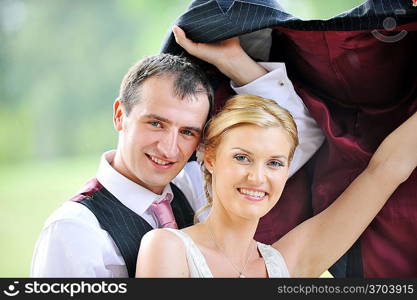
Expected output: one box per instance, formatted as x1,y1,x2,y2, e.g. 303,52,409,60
194,94,299,221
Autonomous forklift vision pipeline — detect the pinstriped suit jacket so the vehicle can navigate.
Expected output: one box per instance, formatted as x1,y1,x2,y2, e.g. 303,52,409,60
161,0,417,278
162,0,417,53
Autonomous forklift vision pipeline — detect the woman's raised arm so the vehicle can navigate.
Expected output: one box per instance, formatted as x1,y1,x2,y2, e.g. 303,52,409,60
274,112,417,277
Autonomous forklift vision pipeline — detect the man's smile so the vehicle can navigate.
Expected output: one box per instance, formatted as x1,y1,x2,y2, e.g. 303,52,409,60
146,154,176,168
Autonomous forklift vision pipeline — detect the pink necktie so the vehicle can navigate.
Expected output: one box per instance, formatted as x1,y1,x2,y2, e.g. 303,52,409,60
151,193,178,229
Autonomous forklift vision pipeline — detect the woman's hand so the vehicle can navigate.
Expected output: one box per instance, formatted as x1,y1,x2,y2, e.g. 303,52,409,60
172,25,267,86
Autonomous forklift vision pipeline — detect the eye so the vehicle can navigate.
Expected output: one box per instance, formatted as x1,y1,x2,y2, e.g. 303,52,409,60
268,160,285,168
233,154,250,163
180,129,195,137
149,121,162,128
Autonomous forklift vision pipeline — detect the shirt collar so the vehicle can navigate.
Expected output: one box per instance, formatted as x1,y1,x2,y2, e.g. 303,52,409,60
96,150,173,216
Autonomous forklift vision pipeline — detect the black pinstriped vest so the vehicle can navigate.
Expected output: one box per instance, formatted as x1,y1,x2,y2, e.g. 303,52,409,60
71,178,194,277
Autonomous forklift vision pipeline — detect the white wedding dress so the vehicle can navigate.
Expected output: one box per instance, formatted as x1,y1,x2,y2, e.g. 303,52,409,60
164,228,290,278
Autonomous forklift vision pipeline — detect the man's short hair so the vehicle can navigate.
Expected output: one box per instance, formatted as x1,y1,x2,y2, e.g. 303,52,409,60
119,53,214,115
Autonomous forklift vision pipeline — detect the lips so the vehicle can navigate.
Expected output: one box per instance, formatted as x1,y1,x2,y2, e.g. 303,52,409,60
238,188,268,201
146,154,175,168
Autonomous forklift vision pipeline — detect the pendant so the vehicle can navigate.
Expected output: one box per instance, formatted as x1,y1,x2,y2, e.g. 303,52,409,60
239,273,245,278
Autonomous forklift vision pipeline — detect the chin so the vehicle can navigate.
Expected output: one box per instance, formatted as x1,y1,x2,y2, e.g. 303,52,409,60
139,166,177,184
236,205,270,221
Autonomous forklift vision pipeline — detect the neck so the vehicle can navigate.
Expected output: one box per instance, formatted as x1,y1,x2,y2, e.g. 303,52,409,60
204,207,259,257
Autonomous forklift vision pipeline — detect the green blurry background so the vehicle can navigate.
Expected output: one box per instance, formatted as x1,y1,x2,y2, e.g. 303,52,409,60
0,0,364,277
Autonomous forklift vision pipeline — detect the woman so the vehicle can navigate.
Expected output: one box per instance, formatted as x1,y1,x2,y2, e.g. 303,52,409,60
135,93,417,277
135,28,417,278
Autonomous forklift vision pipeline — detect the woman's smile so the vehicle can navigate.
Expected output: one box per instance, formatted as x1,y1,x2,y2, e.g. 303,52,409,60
237,187,268,202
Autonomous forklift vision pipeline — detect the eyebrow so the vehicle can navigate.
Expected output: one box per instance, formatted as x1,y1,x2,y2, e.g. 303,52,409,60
231,147,288,161
144,114,203,134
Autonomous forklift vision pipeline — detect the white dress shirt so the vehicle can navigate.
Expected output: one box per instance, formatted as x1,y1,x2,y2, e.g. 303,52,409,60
30,63,324,277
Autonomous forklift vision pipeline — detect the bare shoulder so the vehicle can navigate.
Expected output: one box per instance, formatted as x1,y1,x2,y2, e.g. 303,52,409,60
136,229,189,277
142,229,185,249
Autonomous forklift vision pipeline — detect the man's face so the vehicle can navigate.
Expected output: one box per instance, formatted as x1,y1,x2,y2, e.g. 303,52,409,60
113,75,210,194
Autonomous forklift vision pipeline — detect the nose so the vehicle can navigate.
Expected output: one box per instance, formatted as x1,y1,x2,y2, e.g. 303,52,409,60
247,162,266,185
157,129,180,159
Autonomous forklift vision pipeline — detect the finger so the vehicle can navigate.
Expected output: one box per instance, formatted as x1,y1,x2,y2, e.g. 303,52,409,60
172,25,184,39
172,26,187,46
172,25,196,53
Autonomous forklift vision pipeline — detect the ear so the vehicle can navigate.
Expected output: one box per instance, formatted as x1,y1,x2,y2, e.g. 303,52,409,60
203,148,215,174
113,99,124,131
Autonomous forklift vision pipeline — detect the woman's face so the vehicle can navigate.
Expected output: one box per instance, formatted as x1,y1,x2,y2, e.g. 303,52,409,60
206,124,292,221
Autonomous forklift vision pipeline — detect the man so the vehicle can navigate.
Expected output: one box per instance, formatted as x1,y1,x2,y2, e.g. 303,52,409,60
31,54,212,277
31,51,323,277
162,0,417,277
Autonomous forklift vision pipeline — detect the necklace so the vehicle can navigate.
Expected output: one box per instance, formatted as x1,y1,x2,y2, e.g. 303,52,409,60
207,221,255,278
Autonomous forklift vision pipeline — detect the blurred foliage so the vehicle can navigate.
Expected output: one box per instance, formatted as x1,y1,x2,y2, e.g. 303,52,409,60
279,0,364,20
0,0,364,277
